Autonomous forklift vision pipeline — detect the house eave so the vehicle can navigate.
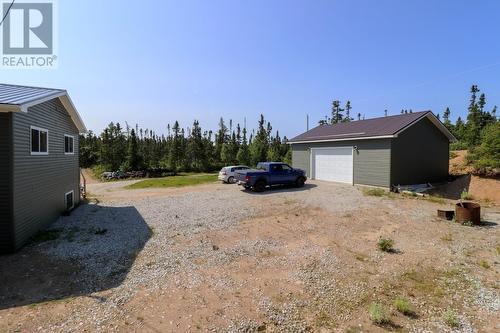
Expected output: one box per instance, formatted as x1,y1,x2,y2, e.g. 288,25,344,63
0,92,87,134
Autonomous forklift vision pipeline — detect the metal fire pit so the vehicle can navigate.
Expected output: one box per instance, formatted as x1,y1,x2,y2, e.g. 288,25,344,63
455,202,481,225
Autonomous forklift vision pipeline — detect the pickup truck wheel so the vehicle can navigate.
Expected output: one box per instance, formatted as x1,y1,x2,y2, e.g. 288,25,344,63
295,177,305,188
254,180,266,192
227,176,235,184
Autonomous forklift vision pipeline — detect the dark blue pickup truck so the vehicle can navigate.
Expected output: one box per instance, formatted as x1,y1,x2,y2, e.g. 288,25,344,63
234,162,307,192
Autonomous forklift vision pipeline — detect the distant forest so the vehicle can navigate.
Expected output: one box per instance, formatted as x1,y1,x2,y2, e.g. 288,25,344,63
80,85,499,176
79,114,291,174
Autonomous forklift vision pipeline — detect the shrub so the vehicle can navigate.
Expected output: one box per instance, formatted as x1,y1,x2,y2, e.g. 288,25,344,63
377,238,394,252
442,309,459,328
369,303,390,324
450,141,468,151
460,189,473,201
468,122,500,176
393,297,414,316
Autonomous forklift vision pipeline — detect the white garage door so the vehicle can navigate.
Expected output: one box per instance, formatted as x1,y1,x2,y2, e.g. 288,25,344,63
311,147,353,184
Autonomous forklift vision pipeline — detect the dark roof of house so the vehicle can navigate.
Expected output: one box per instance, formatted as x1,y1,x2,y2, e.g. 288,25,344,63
0,83,65,105
289,111,447,142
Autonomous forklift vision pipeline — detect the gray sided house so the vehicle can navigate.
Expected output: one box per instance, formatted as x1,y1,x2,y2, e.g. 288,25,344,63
290,111,455,188
0,84,86,253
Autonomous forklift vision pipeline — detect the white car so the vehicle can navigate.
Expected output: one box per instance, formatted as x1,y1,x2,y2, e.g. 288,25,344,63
218,165,250,183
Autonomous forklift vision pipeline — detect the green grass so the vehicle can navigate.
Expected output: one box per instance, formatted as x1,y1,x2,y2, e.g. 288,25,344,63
126,173,217,189
425,195,447,204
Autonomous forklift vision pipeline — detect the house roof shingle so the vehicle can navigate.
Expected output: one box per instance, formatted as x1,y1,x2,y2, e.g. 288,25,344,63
289,111,446,142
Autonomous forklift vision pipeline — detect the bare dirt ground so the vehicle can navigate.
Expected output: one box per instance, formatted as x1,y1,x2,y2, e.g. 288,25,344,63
0,180,499,333
447,150,500,204
80,168,100,185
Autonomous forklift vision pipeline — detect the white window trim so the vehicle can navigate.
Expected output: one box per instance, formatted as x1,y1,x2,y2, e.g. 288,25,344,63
64,134,75,155
65,190,75,210
30,126,49,156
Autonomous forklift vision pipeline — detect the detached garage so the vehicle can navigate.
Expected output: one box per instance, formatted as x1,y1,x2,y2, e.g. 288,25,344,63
289,111,456,188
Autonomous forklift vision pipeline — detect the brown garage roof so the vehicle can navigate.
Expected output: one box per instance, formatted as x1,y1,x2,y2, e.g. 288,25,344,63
289,111,455,143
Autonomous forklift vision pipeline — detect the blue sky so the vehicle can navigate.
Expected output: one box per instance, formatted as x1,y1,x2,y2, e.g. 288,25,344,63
2,0,500,138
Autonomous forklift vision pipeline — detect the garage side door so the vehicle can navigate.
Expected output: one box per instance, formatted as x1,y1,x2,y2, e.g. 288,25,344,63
311,147,353,184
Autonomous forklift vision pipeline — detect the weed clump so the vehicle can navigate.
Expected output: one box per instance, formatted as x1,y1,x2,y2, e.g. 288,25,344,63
363,188,387,197
29,228,63,243
479,260,490,269
369,303,390,325
442,309,459,328
377,238,394,252
460,189,474,201
393,297,414,316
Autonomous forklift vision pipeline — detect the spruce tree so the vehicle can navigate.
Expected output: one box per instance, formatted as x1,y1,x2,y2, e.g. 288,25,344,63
465,85,482,146
169,121,182,173
236,126,251,166
343,101,352,122
330,100,344,124
250,114,269,166
126,128,140,170
215,117,227,166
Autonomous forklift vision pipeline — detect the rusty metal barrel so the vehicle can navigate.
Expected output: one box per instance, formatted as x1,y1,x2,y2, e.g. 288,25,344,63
455,202,481,225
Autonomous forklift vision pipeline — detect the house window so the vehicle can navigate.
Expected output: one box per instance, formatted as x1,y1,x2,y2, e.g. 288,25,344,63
64,135,74,154
65,191,74,211
31,126,49,155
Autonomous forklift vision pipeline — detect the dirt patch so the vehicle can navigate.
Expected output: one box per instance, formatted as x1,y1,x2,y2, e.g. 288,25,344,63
80,168,100,184
469,175,500,204
446,150,500,204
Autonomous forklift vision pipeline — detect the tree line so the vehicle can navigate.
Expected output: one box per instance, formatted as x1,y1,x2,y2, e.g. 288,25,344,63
79,114,291,174
441,85,498,174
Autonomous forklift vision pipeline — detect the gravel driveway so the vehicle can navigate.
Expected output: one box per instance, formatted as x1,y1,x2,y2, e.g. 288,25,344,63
0,180,498,333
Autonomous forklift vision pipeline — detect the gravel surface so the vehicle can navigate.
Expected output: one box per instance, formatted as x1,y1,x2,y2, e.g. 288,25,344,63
1,180,498,333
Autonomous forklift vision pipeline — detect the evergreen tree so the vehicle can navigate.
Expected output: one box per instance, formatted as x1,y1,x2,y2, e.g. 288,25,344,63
443,107,453,131
100,122,126,171
465,85,482,146
187,120,205,171
126,128,140,170
169,121,182,173
79,131,100,168
214,117,228,166
236,126,251,165
267,131,283,162
454,116,466,141
330,100,344,124
343,101,352,122
250,114,269,166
